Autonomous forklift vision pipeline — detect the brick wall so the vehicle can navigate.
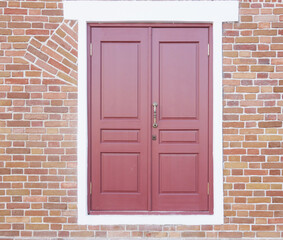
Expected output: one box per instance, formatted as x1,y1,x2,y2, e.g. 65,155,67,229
0,0,283,238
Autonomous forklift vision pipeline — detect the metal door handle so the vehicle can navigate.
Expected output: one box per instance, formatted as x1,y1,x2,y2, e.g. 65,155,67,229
152,102,158,128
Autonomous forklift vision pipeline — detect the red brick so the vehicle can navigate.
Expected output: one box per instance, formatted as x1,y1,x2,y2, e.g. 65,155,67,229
4,8,27,15
6,64,29,71
7,92,29,99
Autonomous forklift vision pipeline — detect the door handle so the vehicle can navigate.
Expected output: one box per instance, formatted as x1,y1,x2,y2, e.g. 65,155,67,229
152,102,158,128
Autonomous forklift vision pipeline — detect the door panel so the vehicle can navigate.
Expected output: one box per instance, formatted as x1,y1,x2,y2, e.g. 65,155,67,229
152,28,209,211
159,154,198,193
90,28,149,211
101,42,139,119
159,42,198,119
101,153,139,193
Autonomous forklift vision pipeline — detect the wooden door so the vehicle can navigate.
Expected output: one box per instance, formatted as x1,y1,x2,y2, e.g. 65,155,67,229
89,28,150,211
89,25,211,213
152,28,209,211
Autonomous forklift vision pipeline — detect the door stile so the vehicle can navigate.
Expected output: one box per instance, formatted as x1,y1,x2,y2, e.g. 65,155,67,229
87,24,92,213
147,27,152,211
208,25,214,214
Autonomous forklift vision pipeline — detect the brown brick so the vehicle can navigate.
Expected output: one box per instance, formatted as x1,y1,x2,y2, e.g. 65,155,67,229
0,231,19,237
0,168,10,175
252,52,276,57
44,217,67,223
8,36,30,42
44,203,67,210
71,231,95,237
258,107,281,113
7,92,29,99
27,46,49,61
3,175,26,182
57,47,76,63
252,225,275,231
242,156,265,162
26,29,49,36
274,8,283,14
8,22,31,28
42,10,63,16
57,71,77,85
219,232,242,238
6,64,29,71
235,37,259,43
0,100,12,106
44,107,68,113
6,189,29,196
48,58,70,74
6,217,29,223
274,87,283,93
26,224,49,230
6,148,30,154
231,218,254,224
0,29,12,35
180,232,205,237
271,44,283,50
21,2,45,8
251,66,274,72
254,30,277,36
258,121,282,128
0,113,12,119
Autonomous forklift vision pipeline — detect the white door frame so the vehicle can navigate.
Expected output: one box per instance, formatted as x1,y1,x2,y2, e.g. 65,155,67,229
64,0,239,225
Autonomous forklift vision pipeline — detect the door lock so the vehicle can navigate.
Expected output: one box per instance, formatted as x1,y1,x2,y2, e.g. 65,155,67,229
152,135,157,141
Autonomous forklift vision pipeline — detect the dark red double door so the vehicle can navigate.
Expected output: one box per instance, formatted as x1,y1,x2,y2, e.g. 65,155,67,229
88,26,212,213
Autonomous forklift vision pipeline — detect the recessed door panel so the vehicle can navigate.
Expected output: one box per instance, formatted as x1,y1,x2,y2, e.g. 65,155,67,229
101,130,139,143
101,42,139,119
160,43,198,119
160,154,198,193
101,153,139,193
159,130,198,144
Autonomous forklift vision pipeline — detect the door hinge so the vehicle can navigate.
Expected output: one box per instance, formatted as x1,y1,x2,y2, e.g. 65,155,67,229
90,43,93,56
207,183,210,195
208,44,210,56
90,182,92,195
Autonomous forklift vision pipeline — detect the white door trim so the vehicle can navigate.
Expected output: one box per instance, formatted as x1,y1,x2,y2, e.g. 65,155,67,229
64,0,239,225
